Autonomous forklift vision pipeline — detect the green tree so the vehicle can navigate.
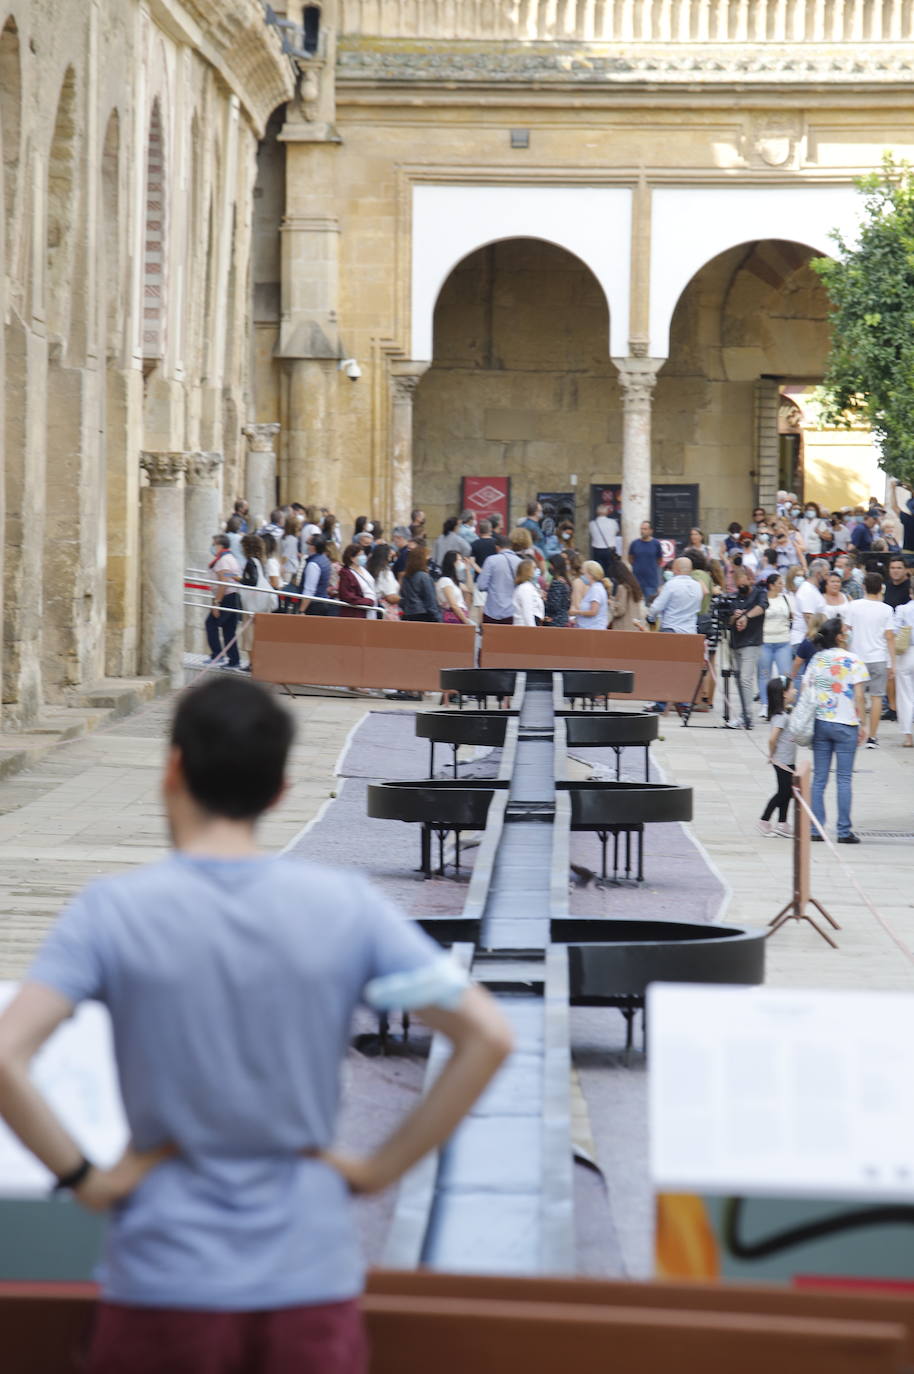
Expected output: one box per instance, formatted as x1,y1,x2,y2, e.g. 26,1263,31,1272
812,157,914,488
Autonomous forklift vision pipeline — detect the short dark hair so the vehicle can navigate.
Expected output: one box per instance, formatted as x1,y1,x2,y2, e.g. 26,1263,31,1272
864,571,884,595
526,500,539,517
765,572,781,588
213,534,230,550
443,516,458,534
307,534,326,555
815,616,846,651
171,677,294,820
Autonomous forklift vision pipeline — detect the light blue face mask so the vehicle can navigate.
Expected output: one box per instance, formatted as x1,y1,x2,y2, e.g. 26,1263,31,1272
355,553,368,567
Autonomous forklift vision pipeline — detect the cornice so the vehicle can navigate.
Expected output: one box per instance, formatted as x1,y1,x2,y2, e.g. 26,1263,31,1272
337,39,914,92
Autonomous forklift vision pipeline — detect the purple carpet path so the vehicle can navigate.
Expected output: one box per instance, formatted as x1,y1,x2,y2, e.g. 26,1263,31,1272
289,710,725,925
288,708,725,1279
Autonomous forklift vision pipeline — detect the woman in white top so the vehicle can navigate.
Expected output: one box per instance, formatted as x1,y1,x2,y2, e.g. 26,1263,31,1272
893,598,914,747
436,550,473,625
570,560,612,630
368,543,402,620
822,569,850,619
797,503,825,556
280,515,303,585
512,559,545,626
757,572,794,716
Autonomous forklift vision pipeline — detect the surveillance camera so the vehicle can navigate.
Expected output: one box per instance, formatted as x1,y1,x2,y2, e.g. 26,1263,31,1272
338,358,361,381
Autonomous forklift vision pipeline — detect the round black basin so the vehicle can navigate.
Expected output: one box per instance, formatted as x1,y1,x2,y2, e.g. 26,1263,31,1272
558,779,692,825
439,669,517,699
415,711,509,748
367,779,499,827
367,778,691,829
562,711,658,748
550,917,765,997
563,669,634,697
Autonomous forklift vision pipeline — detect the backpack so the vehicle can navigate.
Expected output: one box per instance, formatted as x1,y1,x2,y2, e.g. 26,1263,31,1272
427,559,443,582
787,653,820,747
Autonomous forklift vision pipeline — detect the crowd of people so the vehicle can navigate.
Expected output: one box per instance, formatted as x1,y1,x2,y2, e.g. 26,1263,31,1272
202,484,913,832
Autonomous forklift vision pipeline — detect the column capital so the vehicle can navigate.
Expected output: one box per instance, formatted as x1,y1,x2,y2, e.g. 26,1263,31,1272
185,451,224,487
390,360,429,401
242,422,281,452
613,357,664,408
140,451,189,486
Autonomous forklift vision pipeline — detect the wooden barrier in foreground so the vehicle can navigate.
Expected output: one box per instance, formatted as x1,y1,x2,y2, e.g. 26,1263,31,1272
1,1274,911,1373
250,614,475,692
480,625,706,703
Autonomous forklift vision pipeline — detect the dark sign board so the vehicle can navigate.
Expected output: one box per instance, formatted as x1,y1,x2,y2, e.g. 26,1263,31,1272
461,476,511,529
590,483,622,524
651,483,699,550
537,490,575,541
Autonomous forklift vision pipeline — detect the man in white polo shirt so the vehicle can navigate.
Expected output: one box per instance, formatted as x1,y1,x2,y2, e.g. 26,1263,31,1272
843,570,896,749
588,503,620,576
790,559,828,647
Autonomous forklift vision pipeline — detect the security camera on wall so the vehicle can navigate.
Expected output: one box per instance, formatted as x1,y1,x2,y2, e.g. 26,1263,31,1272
338,358,361,381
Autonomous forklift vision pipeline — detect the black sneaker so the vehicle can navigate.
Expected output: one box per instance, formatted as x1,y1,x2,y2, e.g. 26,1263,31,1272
865,737,878,749
810,832,824,841
882,709,897,721
837,833,861,844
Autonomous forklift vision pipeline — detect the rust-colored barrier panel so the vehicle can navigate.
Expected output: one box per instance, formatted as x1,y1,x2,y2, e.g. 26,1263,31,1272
367,1271,914,1364
364,1293,905,1374
250,615,475,691
480,626,705,701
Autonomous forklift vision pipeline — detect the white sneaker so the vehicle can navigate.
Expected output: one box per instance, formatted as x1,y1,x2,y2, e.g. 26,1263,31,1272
774,822,792,838
757,819,773,836
758,707,768,720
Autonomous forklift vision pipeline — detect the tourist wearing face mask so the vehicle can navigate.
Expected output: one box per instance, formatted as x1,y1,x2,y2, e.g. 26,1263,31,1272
336,542,379,619
798,501,825,556
570,561,614,630
435,550,473,625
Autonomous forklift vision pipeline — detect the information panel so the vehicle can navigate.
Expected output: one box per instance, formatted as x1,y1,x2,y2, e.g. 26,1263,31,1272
651,483,699,550
649,984,914,1287
537,490,575,543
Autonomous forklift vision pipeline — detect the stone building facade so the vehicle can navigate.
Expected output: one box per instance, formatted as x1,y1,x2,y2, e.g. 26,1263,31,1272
0,0,292,727
255,0,907,550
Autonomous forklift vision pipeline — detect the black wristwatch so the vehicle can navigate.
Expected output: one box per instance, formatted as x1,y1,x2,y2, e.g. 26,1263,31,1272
52,1156,94,1195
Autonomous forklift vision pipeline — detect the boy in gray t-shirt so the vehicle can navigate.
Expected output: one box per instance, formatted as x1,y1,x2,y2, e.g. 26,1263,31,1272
0,677,512,1374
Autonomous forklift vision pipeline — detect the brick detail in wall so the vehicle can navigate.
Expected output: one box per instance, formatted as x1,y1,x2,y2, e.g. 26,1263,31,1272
142,107,166,360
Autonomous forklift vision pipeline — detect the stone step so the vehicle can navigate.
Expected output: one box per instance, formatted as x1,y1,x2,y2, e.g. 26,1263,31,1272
0,676,170,782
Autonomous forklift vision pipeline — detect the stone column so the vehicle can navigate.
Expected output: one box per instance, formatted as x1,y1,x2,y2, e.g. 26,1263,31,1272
389,364,428,528
140,451,188,684
242,423,280,528
614,357,663,553
755,378,781,515
184,452,224,656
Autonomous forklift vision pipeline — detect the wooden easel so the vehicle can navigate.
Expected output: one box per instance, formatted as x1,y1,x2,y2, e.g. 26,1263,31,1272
768,761,840,948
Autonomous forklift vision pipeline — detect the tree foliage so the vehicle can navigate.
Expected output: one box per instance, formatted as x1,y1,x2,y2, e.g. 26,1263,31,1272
812,157,914,487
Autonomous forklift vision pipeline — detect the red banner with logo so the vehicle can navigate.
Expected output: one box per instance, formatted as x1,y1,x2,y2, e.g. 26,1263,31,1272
461,476,511,529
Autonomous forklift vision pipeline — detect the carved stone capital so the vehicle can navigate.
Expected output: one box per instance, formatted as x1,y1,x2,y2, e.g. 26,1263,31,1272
242,422,281,453
140,451,189,486
185,451,224,487
614,358,663,409
391,373,422,402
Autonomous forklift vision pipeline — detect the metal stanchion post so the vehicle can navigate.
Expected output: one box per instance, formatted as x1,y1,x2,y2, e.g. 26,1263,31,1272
768,760,841,948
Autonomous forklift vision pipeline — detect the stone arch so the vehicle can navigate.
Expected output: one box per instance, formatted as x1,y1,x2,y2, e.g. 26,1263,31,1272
46,64,78,344
142,98,166,364
414,236,620,535
410,182,632,361
649,184,861,357
0,15,21,271
657,235,876,527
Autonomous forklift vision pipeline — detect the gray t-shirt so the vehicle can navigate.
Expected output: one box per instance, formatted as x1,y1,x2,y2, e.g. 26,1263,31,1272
28,855,446,1311
770,712,797,768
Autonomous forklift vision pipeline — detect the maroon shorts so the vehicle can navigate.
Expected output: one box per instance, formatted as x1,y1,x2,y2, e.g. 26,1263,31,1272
86,1297,367,1374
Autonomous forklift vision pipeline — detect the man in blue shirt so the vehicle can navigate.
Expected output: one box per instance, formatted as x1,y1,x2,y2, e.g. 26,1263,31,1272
628,520,664,601
477,535,522,623
644,557,704,714
0,676,511,1374
851,512,878,552
519,500,544,551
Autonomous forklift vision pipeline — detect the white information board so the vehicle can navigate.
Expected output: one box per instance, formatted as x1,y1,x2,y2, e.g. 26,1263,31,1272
0,982,128,1196
648,983,914,1202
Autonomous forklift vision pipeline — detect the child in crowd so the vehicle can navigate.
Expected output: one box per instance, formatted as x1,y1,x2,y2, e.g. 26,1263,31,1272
758,677,797,837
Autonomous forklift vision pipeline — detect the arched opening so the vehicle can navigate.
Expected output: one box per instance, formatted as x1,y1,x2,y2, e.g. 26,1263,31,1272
413,237,616,537
252,105,285,439
142,99,166,367
46,65,78,345
0,17,21,270
660,238,881,529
